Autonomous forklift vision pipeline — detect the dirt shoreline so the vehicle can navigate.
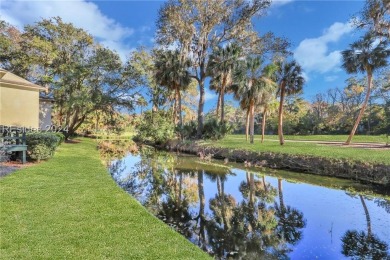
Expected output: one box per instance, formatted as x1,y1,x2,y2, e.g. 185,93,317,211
157,140,390,187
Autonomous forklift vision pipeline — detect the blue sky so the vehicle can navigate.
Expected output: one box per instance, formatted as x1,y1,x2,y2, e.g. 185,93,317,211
1,0,366,111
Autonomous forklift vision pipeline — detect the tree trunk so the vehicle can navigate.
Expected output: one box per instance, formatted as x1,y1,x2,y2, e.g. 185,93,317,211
178,89,183,127
262,175,268,193
278,178,285,211
197,80,205,138
249,173,254,205
173,89,178,125
261,106,267,143
246,108,250,142
221,86,225,123
178,172,182,208
345,72,373,145
216,91,221,119
220,177,229,231
197,170,206,248
249,100,255,144
359,195,372,238
278,178,286,242
64,114,86,141
95,112,100,133
278,82,286,145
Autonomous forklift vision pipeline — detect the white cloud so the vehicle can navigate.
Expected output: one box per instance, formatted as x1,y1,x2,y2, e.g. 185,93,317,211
294,22,353,74
0,0,135,61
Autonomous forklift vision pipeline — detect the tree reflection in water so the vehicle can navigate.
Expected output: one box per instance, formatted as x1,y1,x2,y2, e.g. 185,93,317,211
106,147,390,258
341,195,389,259
274,179,307,247
109,147,310,259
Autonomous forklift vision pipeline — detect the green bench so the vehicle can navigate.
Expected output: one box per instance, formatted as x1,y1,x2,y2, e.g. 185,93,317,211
1,133,27,164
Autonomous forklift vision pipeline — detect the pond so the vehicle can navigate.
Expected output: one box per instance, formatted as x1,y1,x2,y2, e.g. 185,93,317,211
104,142,390,259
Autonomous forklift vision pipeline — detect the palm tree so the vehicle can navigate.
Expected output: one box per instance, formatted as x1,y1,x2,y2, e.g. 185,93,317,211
208,43,242,123
154,50,191,126
341,33,390,144
260,96,278,143
258,65,278,143
233,57,278,144
276,60,305,145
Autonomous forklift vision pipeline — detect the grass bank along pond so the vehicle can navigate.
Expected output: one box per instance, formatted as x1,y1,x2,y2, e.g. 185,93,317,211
102,141,390,259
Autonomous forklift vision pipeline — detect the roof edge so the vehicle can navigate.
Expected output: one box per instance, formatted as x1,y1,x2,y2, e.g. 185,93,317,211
0,78,46,91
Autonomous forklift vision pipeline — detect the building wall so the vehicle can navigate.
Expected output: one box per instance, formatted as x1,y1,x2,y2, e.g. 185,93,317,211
39,101,53,130
0,84,41,128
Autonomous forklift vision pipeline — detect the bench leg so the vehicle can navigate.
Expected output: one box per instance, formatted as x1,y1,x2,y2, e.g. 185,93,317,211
22,151,26,164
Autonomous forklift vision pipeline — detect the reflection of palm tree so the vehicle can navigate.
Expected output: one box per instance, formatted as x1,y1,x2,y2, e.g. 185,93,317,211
197,170,206,250
275,178,306,245
212,174,234,232
341,195,390,259
359,195,371,237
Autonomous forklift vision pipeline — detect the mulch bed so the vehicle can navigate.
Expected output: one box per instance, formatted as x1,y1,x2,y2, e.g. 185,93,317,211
0,161,35,177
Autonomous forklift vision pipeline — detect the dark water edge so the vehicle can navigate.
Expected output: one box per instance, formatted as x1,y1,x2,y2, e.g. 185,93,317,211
101,142,390,259
160,140,390,187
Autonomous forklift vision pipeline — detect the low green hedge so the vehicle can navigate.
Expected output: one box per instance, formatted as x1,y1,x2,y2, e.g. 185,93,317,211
53,132,65,145
26,132,60,162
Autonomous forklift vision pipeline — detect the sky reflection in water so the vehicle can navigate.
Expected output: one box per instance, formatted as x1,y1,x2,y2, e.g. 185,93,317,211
107,146,390,260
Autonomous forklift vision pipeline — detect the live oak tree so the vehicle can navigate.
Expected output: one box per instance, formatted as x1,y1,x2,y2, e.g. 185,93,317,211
0,20,30,78
4,17,141,140
156,0,272,137
127,47,169,112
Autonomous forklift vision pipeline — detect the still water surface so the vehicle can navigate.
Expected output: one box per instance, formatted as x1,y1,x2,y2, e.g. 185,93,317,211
106,145,390,259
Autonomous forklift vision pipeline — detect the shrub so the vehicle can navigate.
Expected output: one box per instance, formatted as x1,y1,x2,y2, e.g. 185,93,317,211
26,132,60,161
176,119,231,140
53,132,65,145
176,121,197,140
134,111,175,145
28,144,53,162
202,119,231,140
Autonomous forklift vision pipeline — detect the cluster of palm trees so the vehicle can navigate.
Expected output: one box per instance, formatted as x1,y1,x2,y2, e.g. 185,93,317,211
154,43,306,145
153,31,389,145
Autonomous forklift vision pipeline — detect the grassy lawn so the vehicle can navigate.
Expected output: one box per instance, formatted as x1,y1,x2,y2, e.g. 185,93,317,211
203,135,390,165
226,134,388,143
0,139,210,259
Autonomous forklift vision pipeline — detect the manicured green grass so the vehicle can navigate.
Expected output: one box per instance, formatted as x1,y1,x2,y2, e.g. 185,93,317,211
203,135,390,165
226,134,388,143
0,139,210,259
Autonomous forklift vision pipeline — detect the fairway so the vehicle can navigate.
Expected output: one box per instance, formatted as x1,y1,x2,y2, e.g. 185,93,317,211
225,134,389,143
203,135,390,165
